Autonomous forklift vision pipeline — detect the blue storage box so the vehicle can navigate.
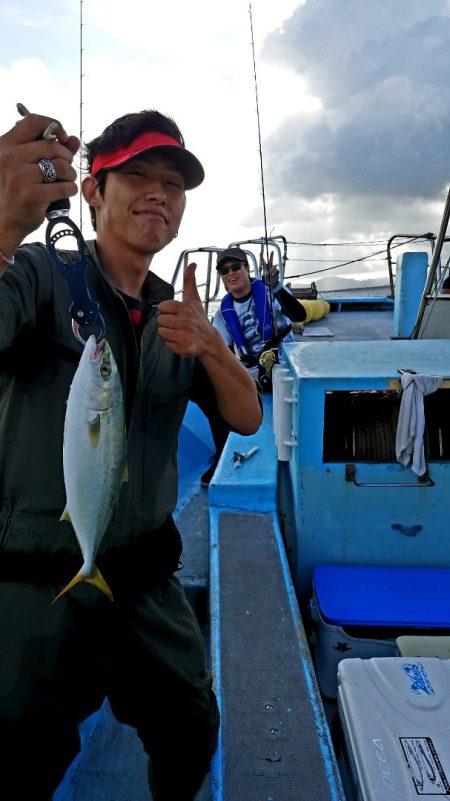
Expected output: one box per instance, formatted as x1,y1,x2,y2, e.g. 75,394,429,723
310,565,450,698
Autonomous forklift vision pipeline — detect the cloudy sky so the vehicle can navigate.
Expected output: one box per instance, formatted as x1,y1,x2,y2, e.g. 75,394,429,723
1,0,450,289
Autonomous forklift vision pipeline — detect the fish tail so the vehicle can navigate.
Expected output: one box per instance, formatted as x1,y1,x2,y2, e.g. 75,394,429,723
85,567,114,601
52,566,114,604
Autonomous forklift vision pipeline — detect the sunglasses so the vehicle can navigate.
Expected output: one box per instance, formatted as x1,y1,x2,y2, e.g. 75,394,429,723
217,262,244,276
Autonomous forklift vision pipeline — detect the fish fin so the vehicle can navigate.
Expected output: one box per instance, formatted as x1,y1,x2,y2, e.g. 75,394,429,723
52,567,114,605
60,507,71,523
122,463,128,483
88,415,101,447
84,567,114,601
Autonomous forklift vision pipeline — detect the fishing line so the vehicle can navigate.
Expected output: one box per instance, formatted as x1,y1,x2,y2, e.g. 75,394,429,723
79,0,84,233
249,1,269,264
248,1,275,336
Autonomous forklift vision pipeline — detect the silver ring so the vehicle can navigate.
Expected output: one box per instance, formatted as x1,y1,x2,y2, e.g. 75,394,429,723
37,158,57,184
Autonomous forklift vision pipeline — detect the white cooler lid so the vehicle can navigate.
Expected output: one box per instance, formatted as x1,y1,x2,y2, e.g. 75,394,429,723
338,657,450,800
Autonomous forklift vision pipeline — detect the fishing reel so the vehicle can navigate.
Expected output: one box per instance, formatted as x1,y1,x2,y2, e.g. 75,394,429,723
258,348,277,390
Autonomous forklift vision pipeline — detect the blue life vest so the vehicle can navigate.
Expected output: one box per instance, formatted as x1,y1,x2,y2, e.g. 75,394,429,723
220,278,274,357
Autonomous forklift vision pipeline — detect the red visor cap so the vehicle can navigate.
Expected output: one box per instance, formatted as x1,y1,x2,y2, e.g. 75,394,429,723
91,131,205,190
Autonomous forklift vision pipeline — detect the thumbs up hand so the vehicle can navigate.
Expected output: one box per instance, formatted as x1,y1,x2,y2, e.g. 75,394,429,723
182,262,202,303
157,262,213,357
160,264,262,437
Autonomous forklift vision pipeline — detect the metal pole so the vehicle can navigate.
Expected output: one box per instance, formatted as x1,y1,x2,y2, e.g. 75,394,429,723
412,187,450,338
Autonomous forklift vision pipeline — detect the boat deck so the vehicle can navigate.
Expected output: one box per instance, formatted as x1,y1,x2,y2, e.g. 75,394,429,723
297,299,394,342
211,509,343,800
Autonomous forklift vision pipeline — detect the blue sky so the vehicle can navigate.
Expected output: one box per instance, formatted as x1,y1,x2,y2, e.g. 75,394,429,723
1,0,450,288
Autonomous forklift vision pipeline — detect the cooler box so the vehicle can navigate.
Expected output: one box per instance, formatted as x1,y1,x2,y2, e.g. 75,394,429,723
338,657,450,801
397,635,450,659
311,565,450,699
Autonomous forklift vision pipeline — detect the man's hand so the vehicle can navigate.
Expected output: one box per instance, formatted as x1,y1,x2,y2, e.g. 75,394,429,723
159,262,262,435
260,248,280,289
0,112,79,259
157,263,213,357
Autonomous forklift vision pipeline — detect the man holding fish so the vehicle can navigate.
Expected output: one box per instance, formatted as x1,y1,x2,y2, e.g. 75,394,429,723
0,108,262,800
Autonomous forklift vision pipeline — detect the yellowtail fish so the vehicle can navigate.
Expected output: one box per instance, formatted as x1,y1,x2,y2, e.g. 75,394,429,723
54,335,127,603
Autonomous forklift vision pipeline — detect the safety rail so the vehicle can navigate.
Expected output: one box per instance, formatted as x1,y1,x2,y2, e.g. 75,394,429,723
170,239,286,317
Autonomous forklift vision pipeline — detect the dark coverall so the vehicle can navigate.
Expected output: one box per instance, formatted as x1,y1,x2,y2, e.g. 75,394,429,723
0,241,222,800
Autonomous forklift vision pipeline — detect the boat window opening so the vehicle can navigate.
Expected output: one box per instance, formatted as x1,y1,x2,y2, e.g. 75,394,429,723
323,389,450,462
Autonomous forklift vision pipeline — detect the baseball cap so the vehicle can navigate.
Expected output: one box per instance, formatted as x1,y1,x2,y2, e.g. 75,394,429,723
216,247,249,268
91,131,205,190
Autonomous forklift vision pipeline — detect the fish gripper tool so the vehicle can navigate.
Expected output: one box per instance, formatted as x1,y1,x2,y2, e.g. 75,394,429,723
46,211,105,343
16,103,105,343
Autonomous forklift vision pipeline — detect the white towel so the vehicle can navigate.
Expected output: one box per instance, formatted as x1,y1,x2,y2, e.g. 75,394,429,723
395,373,442,476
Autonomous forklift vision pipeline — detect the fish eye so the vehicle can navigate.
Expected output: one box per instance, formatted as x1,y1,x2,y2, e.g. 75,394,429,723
100,363,111,378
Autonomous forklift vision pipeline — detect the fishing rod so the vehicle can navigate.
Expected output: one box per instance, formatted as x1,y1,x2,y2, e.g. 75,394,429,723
79,0,84,232
249,1,270,264
14,3,106,342
248,0,276,334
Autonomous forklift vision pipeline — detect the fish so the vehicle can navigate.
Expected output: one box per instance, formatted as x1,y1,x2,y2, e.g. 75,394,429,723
53,334,127,603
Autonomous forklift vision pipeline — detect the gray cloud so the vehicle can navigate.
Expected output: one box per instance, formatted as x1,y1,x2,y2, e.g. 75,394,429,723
263,1,450,201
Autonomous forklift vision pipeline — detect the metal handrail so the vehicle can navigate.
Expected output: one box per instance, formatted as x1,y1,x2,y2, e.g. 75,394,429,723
171,233,440,315
229,236,286,282
386,233,436,299
412,186,450,338
170,238,287,316
171,247,223,317
345,463,435,488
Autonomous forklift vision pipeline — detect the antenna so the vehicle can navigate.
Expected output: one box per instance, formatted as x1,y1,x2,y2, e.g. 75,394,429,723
248,0,270,269
79,0,84,232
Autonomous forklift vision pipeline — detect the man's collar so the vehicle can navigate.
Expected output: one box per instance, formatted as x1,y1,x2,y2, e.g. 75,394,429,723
233,289,253,303
85,240,174,305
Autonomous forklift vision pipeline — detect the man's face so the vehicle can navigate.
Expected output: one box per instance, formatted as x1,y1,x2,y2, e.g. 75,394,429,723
92,152,186,257
219,260,251,298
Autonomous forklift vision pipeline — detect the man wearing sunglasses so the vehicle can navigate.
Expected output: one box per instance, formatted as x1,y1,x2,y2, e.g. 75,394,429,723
200,246,305,485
